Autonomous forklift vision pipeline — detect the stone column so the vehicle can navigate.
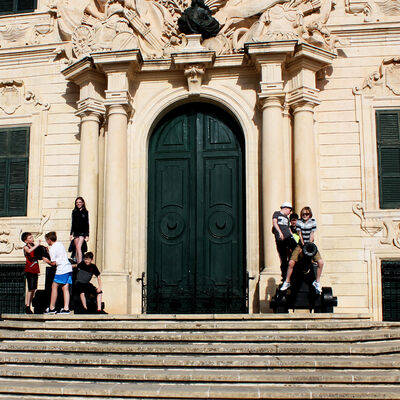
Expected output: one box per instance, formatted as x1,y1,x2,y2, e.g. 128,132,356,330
260,96,286,269
62,58,106,256
76,110,102,253
92,50,142,313
246,41,297,272
103,103,129,274
287,44,336,217
292,101,319,214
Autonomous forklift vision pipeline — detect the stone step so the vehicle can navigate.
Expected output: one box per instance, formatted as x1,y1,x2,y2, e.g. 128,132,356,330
1,329,400,342
0,380,399,399
1,319,397,332
1,365,399,384
1,339,399,355
1,352,398,369
1,313,374,321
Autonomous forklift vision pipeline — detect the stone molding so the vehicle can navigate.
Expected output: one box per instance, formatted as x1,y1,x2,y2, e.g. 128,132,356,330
0,214,49,255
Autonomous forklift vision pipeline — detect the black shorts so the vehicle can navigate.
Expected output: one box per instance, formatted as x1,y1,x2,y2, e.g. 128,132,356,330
75,282,98,296
25,272,38,291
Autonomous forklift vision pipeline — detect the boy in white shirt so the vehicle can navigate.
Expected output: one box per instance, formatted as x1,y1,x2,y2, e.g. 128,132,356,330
42,231,73,314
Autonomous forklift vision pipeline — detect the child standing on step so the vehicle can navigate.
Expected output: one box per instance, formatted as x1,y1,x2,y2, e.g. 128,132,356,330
21,232,42,314
42,231,73,314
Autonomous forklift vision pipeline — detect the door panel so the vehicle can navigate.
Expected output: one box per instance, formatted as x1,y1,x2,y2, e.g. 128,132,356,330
147,103,245,313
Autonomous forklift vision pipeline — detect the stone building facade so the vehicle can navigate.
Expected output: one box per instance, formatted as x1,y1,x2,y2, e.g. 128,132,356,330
1,0,400,318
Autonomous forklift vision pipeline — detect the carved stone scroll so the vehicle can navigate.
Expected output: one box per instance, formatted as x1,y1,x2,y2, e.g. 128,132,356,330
353,203,400,249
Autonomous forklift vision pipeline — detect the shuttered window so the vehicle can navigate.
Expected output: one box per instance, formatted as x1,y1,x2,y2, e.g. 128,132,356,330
376,110,400,209
0,127,30,217
0,0,35,14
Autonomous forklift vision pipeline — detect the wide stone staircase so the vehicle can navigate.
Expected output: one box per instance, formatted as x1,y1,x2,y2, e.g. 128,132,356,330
0,313,399,399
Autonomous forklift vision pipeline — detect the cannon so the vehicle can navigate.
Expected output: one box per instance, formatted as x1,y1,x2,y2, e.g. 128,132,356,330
270,243,337,313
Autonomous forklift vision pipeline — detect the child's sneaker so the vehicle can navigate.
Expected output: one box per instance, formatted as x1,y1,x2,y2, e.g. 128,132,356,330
280,281,291,291
57,309,70,314
44,307,56,314
312,280,322,294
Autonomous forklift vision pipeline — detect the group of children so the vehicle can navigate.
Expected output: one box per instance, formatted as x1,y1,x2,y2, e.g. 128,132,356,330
22,197,105,315
272,202,324,294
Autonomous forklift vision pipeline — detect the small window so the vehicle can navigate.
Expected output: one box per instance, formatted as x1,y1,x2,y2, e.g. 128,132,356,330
376,110,400,209
0,0,36,14
0,126,30,217
381,261,400,321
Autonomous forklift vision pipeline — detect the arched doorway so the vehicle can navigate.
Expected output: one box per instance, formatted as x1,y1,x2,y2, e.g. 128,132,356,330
147,102,246,313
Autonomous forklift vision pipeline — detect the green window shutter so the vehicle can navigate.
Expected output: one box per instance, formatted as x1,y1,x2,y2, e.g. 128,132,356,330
376,111,400,209
0,127,29,217
0,0,35,14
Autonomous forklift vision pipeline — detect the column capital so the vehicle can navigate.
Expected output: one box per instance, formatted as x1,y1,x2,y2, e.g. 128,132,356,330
291,99,318,114
258,95,285,111
286,43,335,109
245,41,297,98
76,97,106,119
287,87,320,109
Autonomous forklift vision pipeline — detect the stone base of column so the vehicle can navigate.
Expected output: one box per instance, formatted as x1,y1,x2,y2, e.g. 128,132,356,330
259,270,282,313
101,273,131,314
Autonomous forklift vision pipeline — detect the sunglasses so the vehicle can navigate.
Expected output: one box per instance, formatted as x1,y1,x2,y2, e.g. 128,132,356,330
302,212,310,216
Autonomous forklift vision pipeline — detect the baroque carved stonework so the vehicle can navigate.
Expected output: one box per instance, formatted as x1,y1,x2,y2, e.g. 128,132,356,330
0,80,50,115
353,203,400,249
0,12,56,48
353,57,400,96
0,214,50,255
345,0,400,21
51,0,337,62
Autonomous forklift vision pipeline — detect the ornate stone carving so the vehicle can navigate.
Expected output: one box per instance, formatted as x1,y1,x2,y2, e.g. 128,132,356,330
0,13,55,48
345,0,400,21
0,80,24,115
353,57,400,96
353,203,400,249
184,64,205,93
0,214,50,255
0,226,14,255
0,81,50,115
52,0,337,61
25,91,51,111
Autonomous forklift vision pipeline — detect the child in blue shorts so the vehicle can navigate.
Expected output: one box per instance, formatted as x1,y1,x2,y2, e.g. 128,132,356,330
42,231,73,314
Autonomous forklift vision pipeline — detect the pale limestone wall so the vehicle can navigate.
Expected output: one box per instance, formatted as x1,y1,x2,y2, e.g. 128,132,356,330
0,49,80,288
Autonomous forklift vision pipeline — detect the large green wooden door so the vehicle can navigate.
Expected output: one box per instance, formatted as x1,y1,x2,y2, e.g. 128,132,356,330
147,103,246,313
